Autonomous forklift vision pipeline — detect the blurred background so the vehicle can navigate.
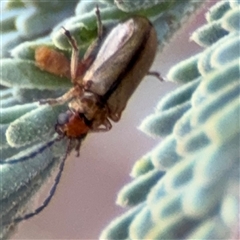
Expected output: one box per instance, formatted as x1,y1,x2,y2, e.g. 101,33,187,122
11,2,215,239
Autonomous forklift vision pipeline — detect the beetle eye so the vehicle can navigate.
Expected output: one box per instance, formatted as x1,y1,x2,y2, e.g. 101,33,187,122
57,111,72,125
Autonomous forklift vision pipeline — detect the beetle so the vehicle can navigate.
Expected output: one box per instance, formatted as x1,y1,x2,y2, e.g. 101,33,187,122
35,6,160,149
1,6,161,226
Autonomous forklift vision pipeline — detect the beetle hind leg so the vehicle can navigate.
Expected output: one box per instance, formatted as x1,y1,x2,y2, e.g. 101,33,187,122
109,112,122,122
147,71,164,81
91,118,112,132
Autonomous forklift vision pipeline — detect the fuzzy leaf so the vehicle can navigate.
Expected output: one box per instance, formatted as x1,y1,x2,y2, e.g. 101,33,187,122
117,170,164,207
0,102,38,124
191,20,229,47
1,59,71,89
130,154,154,178
100,204,145,240
140,101,191,137
205,1,230,22
102,1,240,239
6,105,66,147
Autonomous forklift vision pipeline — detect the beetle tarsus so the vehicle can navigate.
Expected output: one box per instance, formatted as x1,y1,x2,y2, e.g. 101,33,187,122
75,139,82,157
95,5,103,39
61,27,78,52
90,118,112,132
109,112,121,122
147,71,164,81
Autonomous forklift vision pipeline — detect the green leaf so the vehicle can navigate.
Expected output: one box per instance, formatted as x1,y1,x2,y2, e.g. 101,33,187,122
1,59,71,90
6,105,66,147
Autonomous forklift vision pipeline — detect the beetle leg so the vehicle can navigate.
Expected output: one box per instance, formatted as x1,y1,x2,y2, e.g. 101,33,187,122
95,5,103,39
147,71,164,81
62,27,79,82
109,112,122,122
79,5,103,67
63,6,104,86
102,118,112,131
39,87,82,105
74,139,81,157
91,118,112,132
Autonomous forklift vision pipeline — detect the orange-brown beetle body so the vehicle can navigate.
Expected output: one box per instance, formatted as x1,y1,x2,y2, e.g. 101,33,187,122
35,12,158,140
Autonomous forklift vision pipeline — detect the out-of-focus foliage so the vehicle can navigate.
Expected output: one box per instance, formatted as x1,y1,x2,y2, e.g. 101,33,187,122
101,1,240,239
0,0,215,239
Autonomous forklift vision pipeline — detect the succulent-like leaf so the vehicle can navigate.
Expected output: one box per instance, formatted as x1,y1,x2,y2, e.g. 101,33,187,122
101,1,240,239
1,0,234,239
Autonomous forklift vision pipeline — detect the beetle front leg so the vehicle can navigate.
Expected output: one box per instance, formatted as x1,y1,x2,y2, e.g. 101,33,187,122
62,27,79,82
39,87,82,105
79,5,104,65
62,6,103,86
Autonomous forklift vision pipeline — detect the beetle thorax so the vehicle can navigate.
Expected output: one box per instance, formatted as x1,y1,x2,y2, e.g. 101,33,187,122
68,92,106,121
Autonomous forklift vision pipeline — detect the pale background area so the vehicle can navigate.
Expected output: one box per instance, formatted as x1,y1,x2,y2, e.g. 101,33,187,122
12,2,215,239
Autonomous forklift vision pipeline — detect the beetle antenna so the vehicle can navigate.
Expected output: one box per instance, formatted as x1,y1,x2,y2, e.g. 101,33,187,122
95,5,103,39
0,136,62,165
2,139,73,226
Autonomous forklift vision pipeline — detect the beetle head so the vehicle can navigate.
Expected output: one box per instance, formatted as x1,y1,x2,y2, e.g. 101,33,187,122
55,110,90,138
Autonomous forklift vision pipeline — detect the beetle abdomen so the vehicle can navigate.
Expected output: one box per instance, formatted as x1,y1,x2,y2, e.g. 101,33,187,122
105,17,158,118
83,17,157,98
